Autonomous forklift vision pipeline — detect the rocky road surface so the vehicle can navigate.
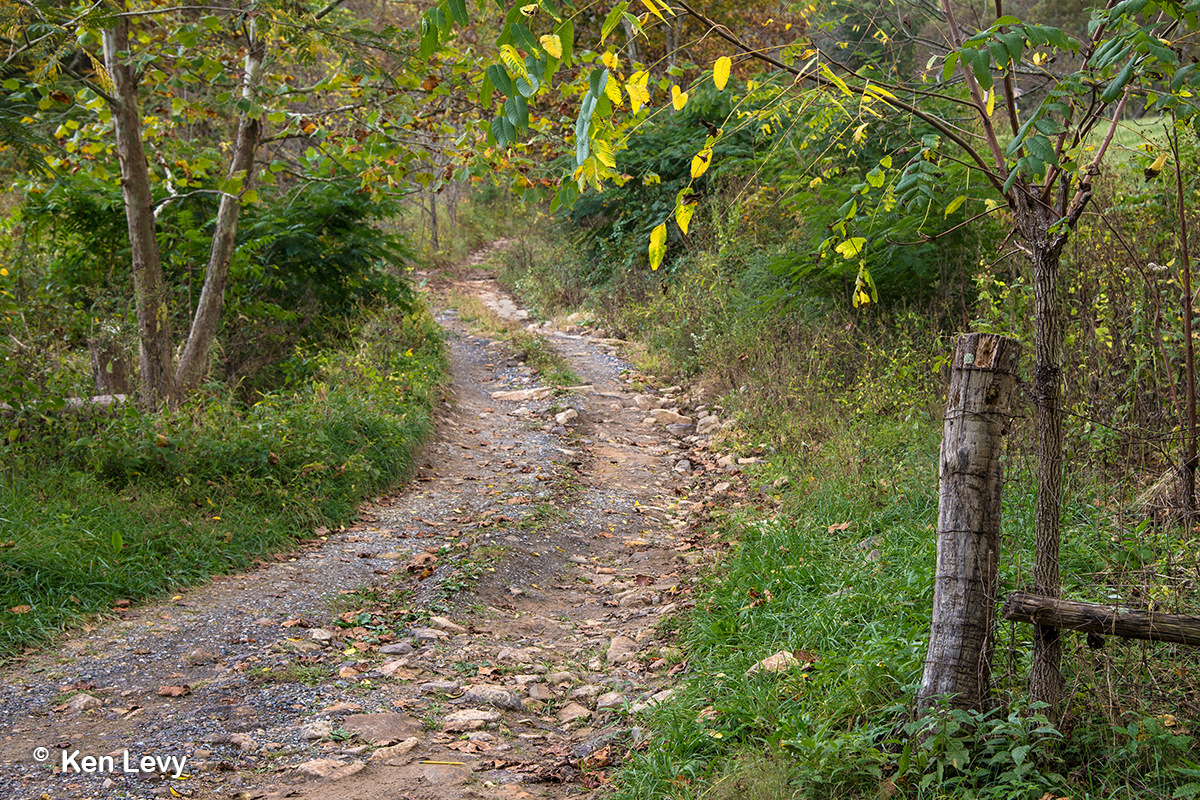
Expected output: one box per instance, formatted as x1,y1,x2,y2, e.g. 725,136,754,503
0,265,761,800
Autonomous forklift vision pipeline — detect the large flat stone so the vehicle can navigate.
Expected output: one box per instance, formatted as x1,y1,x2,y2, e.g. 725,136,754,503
341,712,422,744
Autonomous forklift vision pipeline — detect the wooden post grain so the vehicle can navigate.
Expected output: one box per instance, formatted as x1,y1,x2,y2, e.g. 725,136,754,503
918,333,1022,712
1002,591,1200,647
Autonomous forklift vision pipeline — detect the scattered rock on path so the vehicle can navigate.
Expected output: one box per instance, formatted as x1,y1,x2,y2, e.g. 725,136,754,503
607,635,638,664
461,684,524,711
341,712,423,744
444,708,501,732
296,759,366,781
557,702,592,723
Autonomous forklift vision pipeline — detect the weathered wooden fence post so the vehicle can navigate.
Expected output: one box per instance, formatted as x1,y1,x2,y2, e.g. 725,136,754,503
918,332,1022,712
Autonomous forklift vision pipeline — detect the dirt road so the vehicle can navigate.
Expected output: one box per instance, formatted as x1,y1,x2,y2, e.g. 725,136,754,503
0,268,745,800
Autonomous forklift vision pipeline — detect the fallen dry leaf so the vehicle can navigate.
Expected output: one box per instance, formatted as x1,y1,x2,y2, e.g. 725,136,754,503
827,521,852,533
8,605,31,614
157,685,191,697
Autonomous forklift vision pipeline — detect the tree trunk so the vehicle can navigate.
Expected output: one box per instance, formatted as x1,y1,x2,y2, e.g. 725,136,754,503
427,192,440,252
621,18,640,65
103,12,177,410
88,336,131,395
175,23,265,394
1028,229,1067,718
918,333,1021,712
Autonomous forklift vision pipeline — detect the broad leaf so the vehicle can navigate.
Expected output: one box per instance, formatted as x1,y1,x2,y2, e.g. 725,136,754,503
836,237,867,259
713,56,731,91
649,222,667,269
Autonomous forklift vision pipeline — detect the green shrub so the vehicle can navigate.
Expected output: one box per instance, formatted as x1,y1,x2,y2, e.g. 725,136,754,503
0,303,445,660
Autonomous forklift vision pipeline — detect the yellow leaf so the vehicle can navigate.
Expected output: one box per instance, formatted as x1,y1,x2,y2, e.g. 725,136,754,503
985,89,996,117
808,176,823,189
604,74,623,106
640,0,665,22
627,72,650,113
594,136,617,168
671,84,689,110
713,56,731,91
853,123,868,145
835,237,867,259
499,45,528,78
649,222,667,270
602,51,620,71
675,201,696,235
539,34,562,59
820,63,851,96
690,145,713,178
944,195,966,217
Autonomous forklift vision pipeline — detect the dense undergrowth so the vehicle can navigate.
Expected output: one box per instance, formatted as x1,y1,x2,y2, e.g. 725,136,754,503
480,115,1200,794
0,304,446,661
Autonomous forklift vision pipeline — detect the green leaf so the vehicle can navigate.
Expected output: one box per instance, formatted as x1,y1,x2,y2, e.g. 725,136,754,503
866,166,885,188
505,94,529,129
2,78,18,91
492,115,516,148
241,189,258,204
942,52,960,82
111,529,123,553
510,22,541,55
1111,0,1150,18
448,0,469,26
967,48,994,90
550,179,578,213
515,74,539,97
479,68,494,110
1011,745,1030,768
1003,165,1021,194
487,64,515,97
201,15,221,32
600,1,630,43
1173,63,1197,91
897,740,911,777
556,20,574,66
1101,57,1136,104
997,30,1025,63
1026,134,1056,163
432,6,451,36
419,15,438,58
589,67,609,98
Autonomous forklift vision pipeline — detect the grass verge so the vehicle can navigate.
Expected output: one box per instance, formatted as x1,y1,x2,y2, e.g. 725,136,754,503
0,304,447,662
614,414,1200,799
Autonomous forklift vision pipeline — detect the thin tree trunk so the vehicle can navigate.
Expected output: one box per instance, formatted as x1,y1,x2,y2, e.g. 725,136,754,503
918,333,1021,713
1028,226,1066,718
175,22,265,394
428,192,439,252
621,18,639,65
103,11,177,410
1171,121,1197,514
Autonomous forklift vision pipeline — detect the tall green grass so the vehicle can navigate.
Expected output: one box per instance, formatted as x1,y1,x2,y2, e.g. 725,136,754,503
614,418,1199,799
0,305,446,660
